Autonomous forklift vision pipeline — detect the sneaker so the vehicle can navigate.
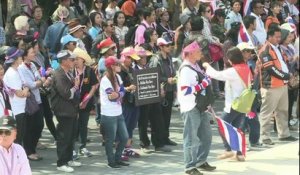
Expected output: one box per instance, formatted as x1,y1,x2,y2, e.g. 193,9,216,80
141,147,152,154
217,151,235,159
185,168,203,175
197,162,216,171
68,161,82,167
278,136,298,141
57,165,74,173
155,146,172,152
73,150,79,160
107,163,121,169
116,161,130,166
262,139,275,145
121,155,129,161
79,148,92,157
124,148,140,158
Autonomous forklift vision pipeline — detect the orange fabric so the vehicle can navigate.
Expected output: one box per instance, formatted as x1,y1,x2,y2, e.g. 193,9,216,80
258,42,288,88
233,63,253,87
121,0,136,16
265,16,280,31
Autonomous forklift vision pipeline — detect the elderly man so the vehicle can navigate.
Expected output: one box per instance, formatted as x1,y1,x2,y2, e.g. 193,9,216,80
50,50,81,173
0,115,32,175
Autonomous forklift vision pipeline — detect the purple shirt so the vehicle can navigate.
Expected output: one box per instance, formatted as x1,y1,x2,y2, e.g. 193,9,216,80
0,143,32,175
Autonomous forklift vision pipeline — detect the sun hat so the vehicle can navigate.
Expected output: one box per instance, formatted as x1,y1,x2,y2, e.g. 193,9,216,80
121,47,140,60
105,56,119,68
280,23,295,33
134,46,153,57
236,42,255,51
97,38,116,54
57,50,76,60
73,47,93,65
4,47,24,64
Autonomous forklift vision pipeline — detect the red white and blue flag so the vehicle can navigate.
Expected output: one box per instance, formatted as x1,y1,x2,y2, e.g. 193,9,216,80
238,22,255,47
243,0,252,16
216,117,247,156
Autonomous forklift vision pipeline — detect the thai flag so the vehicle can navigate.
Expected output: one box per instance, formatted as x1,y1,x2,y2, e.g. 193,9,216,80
238,22,255,47
243,0,252,16
216,117,247,156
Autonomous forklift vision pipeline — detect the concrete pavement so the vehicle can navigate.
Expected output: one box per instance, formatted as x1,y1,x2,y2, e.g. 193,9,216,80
30,100,299,175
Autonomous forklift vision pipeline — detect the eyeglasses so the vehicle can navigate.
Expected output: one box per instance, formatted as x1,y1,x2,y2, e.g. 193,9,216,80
0,129,12,136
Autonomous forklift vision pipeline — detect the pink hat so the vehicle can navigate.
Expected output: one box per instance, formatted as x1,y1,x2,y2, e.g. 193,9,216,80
121,47,140,60
105,56,119,68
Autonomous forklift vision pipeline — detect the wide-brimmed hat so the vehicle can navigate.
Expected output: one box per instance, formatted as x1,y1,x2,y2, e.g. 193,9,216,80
5,47,24,64
0,115,16,130
280,23,295,33
105,56,119,68
73,47,93,65
68,24,86,34
134,46,153,57
61,34,78,46
97,38,116,54
121,47,140,60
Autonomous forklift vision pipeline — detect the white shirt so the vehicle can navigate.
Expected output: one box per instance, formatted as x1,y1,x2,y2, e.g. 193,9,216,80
206,66,245,113
251,12,267,45
270,44,289,73
100,74,123,116
105,6,120,20
177,61,199,113
224,11,242,30
3,67,26,115
0,93,5,117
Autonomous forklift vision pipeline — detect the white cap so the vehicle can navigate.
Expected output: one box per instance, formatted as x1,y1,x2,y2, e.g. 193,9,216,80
237,42,255,51
280,23,295,33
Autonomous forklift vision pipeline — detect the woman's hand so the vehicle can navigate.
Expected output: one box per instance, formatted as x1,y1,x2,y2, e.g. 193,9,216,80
202,62,210,69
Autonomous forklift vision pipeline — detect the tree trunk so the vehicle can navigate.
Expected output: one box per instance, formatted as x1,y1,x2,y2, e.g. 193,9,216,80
5,0,21,32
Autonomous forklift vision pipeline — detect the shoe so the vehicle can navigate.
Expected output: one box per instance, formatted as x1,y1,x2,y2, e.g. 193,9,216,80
116,161,130,166
217,151,235,159
79,148,92,157
155,146,172,152
37,142,47,150
262,139,275,145
279,136,298,141
68,161,82,167
185,168,203,175
107,163,121,169
141,147,152,154
235,154,245,162
121,155,129,161
165,139,177,146
197,162,216,171
250,143,266,149
28,154,43,161
73,150,79,160
57,165,74,173
124,148,141,158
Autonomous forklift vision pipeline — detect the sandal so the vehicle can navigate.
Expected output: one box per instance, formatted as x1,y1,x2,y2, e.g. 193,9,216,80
124,148,140,158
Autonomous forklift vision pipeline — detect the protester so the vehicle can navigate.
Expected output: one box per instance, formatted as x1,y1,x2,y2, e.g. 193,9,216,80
68,19,87,51
113,11,128,51
100,56,129,168
50,50,81,173
89,12,103,40
178,39,215,175
0,115,32,175
265,1,281,31
142,28,159,53
89,0,106,20
105,0,120,20
224,0,242,31
250,0,267,45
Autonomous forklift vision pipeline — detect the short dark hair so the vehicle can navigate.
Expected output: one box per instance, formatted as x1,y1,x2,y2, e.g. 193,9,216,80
231,0,241,7
144,28,155,43
143,7,154,19
198,3,210,15
32,5,43,16
250,0,263,12
243,15,256,29
226,47,245,64
190,16,204,32
267,24,281,38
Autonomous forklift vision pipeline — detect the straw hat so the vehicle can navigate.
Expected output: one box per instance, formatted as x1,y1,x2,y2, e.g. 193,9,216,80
73,47,93,66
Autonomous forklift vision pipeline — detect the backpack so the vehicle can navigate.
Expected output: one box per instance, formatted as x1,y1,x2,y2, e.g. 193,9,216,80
231,71,256,114
179,64,214,113
125,23,146,47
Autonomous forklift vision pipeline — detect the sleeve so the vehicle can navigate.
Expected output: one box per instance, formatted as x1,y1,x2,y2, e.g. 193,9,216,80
18,67,38,90
16,145,32,175
206,65,238,82
53,73,77,100
259,52,290,80
89,68,98,86
134,25,146,45
224,15,233,31
202,20,217,44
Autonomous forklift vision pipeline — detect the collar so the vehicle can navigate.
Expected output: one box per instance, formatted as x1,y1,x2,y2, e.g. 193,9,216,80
250,12,261,18
270,43,279,49
0,144,13,153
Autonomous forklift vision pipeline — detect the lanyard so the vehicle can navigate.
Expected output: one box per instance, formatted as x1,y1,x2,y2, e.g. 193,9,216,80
0,147,15,175
75,66,86,93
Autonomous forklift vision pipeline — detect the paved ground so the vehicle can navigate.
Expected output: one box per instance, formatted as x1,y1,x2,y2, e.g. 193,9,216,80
30,100,299,175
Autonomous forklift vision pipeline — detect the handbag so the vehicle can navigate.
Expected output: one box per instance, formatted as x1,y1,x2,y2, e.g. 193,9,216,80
288,72,299,89
209,43,223,62
25,91,40,115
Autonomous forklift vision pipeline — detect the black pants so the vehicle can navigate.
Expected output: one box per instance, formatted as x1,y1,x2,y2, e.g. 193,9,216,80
77,110,90,149
161,91,174,141
24,104,44,155
14,113,27,145
41,94,56,140
56,116,77,167
138,102,166,148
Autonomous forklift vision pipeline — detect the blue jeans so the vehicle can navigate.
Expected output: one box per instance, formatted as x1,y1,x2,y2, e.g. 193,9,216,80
243,115,260,145
101,114,129,164
182,107,212,171
122,104,140,138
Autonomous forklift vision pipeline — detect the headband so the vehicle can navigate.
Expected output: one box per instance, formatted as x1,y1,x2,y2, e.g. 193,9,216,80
5,49,21,60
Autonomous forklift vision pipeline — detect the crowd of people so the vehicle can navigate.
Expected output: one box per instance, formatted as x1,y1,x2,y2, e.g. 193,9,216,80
0,0,299,175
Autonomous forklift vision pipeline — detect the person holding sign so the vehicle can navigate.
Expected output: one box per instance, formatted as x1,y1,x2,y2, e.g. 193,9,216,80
100,56,129,168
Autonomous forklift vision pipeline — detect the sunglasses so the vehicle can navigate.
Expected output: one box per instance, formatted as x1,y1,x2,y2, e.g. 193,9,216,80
0,129,12,136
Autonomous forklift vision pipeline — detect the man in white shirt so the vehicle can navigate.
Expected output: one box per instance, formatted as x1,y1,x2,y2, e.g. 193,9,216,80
224,0,242,31
250,0,267,45
178,39,215,175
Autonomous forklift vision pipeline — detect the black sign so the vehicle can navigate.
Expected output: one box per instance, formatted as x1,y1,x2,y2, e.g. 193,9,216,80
133,67,161,106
